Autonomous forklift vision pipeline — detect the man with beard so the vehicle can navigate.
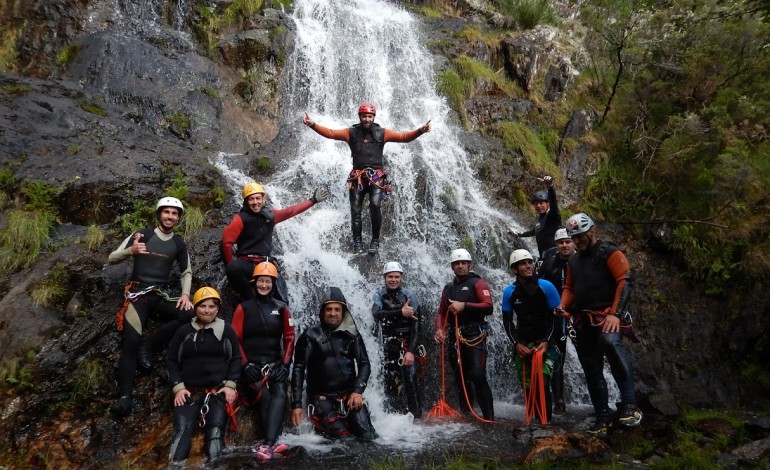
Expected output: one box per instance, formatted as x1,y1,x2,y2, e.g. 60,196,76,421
222,181,329,302
290,287,377,440
303,103,431,254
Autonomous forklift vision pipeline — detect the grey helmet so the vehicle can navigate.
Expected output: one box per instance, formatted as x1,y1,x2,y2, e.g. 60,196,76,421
565,213,595,236
531,190,549,203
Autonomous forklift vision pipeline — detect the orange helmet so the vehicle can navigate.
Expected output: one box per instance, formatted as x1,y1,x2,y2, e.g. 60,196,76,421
192,286,221,306
358,102,376,116
251,261,279,281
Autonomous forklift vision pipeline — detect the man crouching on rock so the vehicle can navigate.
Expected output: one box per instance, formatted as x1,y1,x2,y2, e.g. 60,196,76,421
290,287,378,441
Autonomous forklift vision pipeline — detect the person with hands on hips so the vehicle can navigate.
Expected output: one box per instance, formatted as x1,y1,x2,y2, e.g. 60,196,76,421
166,287,240,462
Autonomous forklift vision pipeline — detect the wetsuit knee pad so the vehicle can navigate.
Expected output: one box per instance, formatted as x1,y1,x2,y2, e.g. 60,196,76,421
169,411,197,461
123,303,144,336
204,426,225,460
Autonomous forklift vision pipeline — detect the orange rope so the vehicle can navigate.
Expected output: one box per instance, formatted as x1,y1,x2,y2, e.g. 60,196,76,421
425,339,461,419
454,314,495,424
114,281,136,331
521,349,548,425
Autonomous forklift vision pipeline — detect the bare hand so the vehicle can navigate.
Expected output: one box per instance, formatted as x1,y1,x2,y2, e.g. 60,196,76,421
420,120,431,133
177,294,193,311
218,387,237,404
130,232,148,255
514,343,531,358
174,389,190,407
401,299,417,320
303,112,314,127
536,341,549,352
448,299,465,315
434,329,445,344
402,351,415,366
538,175,554,187
346,392,364,410
602,314,621,334
291,408,305,428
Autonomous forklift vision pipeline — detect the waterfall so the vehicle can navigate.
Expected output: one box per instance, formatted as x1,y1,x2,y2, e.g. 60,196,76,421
213,0,612,449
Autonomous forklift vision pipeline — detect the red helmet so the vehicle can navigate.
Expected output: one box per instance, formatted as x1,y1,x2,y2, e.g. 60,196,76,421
358,102,376,116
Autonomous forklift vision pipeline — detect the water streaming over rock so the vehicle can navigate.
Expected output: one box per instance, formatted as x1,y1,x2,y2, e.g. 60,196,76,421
213,0,610,453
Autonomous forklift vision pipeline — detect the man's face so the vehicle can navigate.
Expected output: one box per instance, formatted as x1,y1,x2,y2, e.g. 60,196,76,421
533,200,550,215
451,260,471,278
246,193,265,213
571,227,596,253
512,259,535,280
556,238,575,259
359,113,375,128
384,272,402,290
322,302,344,329
158,207,180,232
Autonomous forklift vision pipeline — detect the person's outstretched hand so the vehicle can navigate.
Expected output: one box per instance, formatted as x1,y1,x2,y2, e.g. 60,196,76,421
311,187,330,204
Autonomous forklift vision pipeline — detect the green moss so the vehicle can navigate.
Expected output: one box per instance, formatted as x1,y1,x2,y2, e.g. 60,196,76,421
499,121,558,177
437,69,469,128
454,55,520,98
0,83,31,95
0,14,25,72
20,180,61,212
80,102,107,117
255,156,274,172
201,86,219,98
164,112,191,138
67,144,81,155
85,225,105,251
192,5,223,55
211,186,227,206
182,205,205,241
0,351,37,390
164,168,189,200
417,5,443,18
224,0,265,27
55,44,81,69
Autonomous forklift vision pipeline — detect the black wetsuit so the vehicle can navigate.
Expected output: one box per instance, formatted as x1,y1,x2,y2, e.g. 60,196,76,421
232,294,295,446
348,123,386,244
372,286,423,418
519,186,562,257
291,312,377,440
166,318,241,461
435,273,495,420
537,247,570,411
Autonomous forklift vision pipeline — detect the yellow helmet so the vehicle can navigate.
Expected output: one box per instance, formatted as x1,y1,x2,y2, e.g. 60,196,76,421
192,287,222,306
250,261,279,281
242,182,266,199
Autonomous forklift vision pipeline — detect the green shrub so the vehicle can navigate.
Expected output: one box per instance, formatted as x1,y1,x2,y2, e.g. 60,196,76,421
20,180,61,212
30,265,67,308
211,186,227,206
255,156,274,172
0,83,31,95
0,209,56,273
499,121,558,177
437,68,469,128
453,55,519,98
164,112,191,138
201,86,219,98
85,225,105,251
67,144,81,155
192,6,223,54
182,205,205,240
115,200,155,235
496,0,557,30
164,168,189,200
224,0,265,27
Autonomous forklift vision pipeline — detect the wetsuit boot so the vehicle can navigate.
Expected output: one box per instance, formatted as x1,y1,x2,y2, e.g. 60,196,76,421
551,365,566,415
368,238,380,255
204,426,225,461
137,342,152,372
110,395,133,417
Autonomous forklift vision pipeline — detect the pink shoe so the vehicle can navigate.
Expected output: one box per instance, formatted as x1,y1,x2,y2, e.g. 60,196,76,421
254,444,272,460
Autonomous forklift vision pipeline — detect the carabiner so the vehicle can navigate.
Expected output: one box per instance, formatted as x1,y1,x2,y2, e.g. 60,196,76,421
199,393,212,428
417,344,427,357
261,364,272,377
397,349,405,366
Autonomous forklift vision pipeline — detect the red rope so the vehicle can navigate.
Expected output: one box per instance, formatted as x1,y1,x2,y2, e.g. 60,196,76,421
454,314,495,424
521,349,548,425
426,338,461,419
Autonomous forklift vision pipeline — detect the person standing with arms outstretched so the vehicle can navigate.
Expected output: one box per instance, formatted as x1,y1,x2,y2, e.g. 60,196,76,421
303,103,431,254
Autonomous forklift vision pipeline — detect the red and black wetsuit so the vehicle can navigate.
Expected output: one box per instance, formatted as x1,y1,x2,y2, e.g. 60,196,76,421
434,272,495,420
561,240,637,422
221,200,313,301
309,122,424,244
232,294,295,446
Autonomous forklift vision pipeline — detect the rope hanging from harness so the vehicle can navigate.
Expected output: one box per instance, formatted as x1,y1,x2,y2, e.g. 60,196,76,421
453,314,495,424
346,168,393,202
115,282,182,331
521,349,548,425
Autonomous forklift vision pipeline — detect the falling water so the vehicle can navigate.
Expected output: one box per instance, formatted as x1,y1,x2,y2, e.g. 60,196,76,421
213,0,614,452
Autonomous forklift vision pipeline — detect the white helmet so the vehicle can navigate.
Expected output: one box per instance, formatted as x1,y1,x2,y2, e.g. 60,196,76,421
156,196,184,215
382,261,404,275
450,248,472,264
554,228,570,241
566,213,594,236
509,249,534,267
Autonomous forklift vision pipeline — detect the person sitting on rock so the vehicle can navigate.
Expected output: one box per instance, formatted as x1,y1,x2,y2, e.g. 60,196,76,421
108,197,195,417
167,287,240,462
222,181,329,302
303,103,431,254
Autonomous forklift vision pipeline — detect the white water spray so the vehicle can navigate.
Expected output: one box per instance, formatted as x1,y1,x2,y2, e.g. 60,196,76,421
213,0,611,450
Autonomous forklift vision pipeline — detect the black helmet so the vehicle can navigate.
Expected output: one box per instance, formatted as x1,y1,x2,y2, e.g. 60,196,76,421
531,190,549,203
319,286,348,317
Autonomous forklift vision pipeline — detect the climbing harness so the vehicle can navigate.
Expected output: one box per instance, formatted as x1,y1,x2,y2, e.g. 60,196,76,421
309,395,352,435
346,168,393,202
521,349,548,425
199,391,213,428
457,324,487,348
115,282,181,331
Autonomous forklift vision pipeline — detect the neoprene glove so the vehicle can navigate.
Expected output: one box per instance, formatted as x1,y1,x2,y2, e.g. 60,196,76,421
243,363,262,383
270,363,289,382
311,186,330,204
